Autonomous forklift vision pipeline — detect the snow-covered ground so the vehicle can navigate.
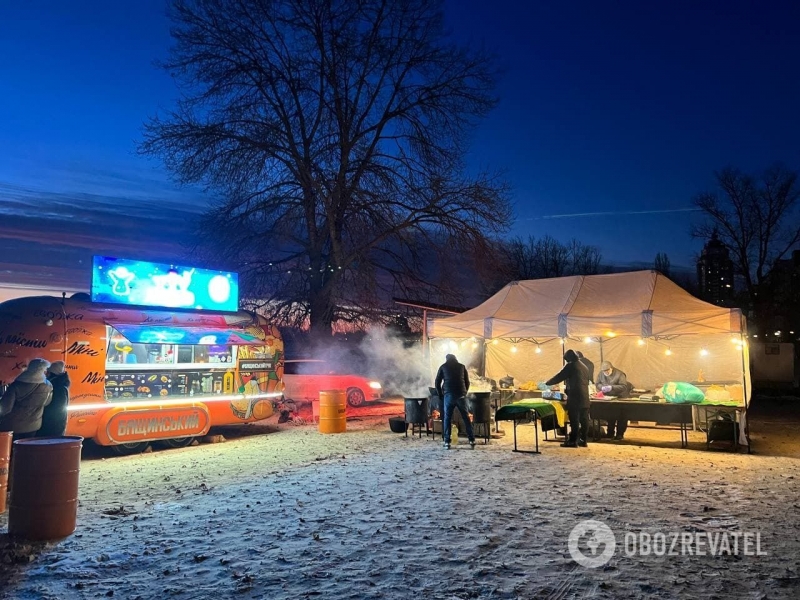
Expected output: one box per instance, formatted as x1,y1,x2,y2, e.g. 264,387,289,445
2,409,800,599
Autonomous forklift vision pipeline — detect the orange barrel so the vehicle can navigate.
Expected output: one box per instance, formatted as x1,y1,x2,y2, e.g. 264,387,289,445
0,432,11,513
318,390,346,434
8,436,84,540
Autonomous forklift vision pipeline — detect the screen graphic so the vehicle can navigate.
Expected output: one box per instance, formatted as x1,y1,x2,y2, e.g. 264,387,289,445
91,257,239,312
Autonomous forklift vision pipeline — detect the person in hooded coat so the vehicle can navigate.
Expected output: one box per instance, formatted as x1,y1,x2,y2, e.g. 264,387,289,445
0,358,54,441
575,351,595,383
38,361,70,437
546,350,590,447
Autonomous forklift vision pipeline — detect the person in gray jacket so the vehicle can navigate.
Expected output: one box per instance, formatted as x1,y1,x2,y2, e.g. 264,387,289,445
0,358,54,441
596,361,633,440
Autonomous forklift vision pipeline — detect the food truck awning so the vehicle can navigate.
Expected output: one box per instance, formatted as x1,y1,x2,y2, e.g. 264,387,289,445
112,324,268,346
90,305,269,345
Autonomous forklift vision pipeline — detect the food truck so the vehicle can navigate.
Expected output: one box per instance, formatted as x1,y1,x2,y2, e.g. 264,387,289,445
0,257,284,453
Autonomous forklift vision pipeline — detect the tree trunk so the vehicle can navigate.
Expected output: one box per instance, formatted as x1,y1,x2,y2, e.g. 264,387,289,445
308,281,335,343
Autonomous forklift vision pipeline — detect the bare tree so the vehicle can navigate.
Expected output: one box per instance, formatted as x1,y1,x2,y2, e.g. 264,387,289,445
141,0,510,338
692,166,800,312
502,235,602,281
654,252,670,277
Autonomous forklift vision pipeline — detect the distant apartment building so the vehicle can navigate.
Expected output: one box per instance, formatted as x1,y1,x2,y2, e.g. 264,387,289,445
763,250,800,337
696,233,734,306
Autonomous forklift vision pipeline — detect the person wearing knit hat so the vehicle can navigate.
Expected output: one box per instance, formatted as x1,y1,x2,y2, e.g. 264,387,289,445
0,358,54,440
546,350,591,447
596,361,633,440
39,361,71,437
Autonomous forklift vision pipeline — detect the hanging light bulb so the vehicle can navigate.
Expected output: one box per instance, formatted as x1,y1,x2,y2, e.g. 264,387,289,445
510,345,518,353
700,348,709,357
535,345,542,354
472,342,478,349
492,339,499,346
637,338,646,346
665,348,672,356
559,338,565,345
583,337,593,344
605,331,616,338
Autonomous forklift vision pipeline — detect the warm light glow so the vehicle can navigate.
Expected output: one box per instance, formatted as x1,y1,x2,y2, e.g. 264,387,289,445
492,339,499,345
774,331,782,336
700,348,709,356
472,342,478,349
535,345,542,354
559,338,565,345
583,337,593,344
449,341,458,351
665,348,672,356
67,392,284,412
605,331,616,338
511,345,518,353
731,337,741,344
637,338,646,346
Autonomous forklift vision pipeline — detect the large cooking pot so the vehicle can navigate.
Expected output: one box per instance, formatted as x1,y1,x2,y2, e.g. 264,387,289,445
467,392,492,423
404,397,429,424
499,375,514,389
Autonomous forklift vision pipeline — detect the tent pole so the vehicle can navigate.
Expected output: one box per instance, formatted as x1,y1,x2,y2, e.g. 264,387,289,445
422,309,428,360
599,338,604,364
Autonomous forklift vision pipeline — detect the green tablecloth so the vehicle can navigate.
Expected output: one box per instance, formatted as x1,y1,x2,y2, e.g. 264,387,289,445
496,401,558,422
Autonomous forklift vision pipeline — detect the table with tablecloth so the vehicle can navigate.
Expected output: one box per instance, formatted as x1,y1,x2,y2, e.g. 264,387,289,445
494,400,567,453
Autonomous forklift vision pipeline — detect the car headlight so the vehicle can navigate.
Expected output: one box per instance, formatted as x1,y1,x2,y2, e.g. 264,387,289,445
368,381,382,390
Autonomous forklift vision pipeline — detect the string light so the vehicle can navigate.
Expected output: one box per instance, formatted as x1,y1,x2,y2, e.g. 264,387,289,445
665,348,672,356
472,342,478,349
559,338,565,345
510,345,518,353
700,348,709,357
637,338,646,346
535,345,542,354
605,331,616,338
583,337,593,344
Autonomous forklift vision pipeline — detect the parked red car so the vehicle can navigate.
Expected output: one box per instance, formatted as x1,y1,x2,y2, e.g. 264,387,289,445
282,359,383,407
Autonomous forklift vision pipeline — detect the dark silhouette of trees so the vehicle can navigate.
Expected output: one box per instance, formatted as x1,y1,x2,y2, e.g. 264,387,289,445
502,235,602,281
141,0,510,338
692,165,800,314
654,252,671,277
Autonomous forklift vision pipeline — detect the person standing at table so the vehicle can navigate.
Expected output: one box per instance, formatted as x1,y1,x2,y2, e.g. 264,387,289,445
596,361,632,440
435,354,475,450
546,350,590,447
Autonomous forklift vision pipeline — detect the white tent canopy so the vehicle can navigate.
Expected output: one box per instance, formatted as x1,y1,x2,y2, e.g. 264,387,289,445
428,271,750,415
428,271,742,340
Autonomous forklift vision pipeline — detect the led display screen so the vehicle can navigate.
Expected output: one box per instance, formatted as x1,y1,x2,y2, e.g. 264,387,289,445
91,256,239,312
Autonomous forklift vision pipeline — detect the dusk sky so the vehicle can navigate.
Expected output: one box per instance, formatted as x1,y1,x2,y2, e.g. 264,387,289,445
2,0,800,292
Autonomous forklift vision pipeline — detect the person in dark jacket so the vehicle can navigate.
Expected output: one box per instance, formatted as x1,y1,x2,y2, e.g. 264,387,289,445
434,354,475,449
546,349,590,447
596,361,633,440
575,351,595,383
38,361,70,437
0,358,54,441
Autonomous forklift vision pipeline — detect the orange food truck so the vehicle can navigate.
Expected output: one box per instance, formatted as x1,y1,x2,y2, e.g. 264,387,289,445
0,257,285,453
